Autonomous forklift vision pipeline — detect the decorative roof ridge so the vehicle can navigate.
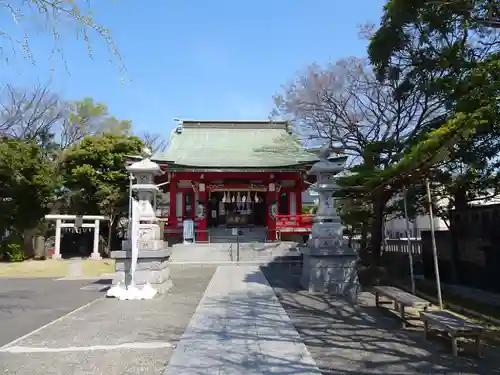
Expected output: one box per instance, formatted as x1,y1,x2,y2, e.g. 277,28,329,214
180,120,289,130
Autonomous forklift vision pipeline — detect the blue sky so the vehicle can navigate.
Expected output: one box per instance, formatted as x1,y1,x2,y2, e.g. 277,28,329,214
0,0,386,136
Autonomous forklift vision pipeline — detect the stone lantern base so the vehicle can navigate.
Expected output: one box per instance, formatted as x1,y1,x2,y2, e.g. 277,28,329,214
300,249,360,304
110,248,173,294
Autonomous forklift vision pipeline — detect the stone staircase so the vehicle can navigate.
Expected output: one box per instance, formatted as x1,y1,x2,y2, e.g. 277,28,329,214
170,241,302,264
208,227,267,243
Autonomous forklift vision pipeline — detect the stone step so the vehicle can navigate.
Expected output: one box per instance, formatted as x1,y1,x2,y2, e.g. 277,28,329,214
209,237,266,243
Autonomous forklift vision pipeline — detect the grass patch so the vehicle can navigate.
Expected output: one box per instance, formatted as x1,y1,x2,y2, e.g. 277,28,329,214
0,259,115,278
414,279,500,321
81,259,115,276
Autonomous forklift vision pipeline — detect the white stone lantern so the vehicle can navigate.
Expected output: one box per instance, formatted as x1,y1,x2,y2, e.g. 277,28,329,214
127,150,162,222
107,148,173,298
300,145,360,303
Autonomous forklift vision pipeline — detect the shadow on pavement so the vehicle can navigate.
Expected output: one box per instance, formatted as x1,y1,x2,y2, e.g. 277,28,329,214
250,259,500,375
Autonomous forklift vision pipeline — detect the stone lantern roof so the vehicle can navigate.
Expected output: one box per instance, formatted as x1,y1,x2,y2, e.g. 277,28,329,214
126,158,162,175
126,147,163,175
309,146,348,175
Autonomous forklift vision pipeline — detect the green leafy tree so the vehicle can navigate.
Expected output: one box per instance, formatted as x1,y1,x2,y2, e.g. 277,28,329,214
0,138,56,237
336,195,372,250
60,133,143,253
0,86,130,152
62,97,132,149
273,57,443,257
368,0,500,215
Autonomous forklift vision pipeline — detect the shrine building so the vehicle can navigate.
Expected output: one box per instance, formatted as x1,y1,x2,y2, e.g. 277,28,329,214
145,120,321,243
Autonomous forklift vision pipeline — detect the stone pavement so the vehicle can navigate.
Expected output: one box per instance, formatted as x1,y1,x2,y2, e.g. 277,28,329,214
163,265,321,374
0,265,217,375
262,264,500,375
0,278,102,346
2,260,500,374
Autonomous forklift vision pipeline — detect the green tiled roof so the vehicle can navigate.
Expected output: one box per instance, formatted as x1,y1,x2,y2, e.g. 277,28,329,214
152,120,318,168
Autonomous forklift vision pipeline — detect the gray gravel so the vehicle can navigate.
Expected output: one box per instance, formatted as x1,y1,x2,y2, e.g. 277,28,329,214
0,265,217,375
262,264,500,375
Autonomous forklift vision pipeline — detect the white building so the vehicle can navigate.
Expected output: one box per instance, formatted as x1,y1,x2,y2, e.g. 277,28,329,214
384,214,447,239
384,193,500,239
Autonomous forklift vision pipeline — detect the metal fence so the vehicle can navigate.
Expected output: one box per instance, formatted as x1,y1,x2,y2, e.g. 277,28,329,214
351,238,422,256
352,238,424,282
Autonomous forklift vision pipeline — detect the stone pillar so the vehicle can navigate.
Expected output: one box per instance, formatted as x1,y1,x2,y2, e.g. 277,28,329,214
300,147,360,304
109,149,172,294
53,219,62,260
90,219,102,260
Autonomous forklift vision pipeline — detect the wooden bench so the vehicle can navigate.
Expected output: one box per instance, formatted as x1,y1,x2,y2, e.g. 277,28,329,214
420,311,484,357
373,286,431,328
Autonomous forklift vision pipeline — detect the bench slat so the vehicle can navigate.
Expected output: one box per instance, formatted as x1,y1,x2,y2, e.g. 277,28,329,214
420,311,483,334
374,286,430,307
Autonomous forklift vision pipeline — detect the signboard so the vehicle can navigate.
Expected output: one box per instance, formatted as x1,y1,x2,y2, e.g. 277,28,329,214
183,219,194,243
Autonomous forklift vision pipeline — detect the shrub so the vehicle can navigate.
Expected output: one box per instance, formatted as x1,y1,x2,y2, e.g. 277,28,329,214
4,243,24,262
357,264,388,287
0,233,24,262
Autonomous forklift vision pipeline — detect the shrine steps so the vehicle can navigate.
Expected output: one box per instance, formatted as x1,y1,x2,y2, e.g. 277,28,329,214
208,227,267,243
169,241,302,265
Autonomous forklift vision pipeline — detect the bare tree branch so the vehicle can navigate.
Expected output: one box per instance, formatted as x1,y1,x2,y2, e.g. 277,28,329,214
140,131,168,153
273,57,443,165
0,84,64,144
0,0,124,75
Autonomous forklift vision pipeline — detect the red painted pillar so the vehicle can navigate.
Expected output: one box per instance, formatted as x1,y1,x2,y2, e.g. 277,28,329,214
197,182,208,241
168,174,177,236
267,182,278,241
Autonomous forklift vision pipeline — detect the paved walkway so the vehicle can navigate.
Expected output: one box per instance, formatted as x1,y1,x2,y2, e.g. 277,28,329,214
0,265,218,375
2,261,499,374
0,278,102,346
262,263,500,375
163,265,321,374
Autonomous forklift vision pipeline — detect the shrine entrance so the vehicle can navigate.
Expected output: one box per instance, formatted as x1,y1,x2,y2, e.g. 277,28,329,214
207,191,267,228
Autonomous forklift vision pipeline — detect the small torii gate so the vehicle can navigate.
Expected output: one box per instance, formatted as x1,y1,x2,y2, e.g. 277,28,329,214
44,214,108,260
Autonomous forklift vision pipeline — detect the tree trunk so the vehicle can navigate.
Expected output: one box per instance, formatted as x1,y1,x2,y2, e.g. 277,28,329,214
23,228,36,258
357,220,370,264
450,187,468,284
453,188,468,211
360,221,368,250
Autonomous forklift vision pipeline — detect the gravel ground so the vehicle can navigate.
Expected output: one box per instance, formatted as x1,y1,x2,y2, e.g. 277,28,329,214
0,265,217,375
261,263,500,375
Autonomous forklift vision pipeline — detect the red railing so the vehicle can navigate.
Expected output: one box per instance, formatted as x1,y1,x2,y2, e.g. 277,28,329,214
275,214,314,232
